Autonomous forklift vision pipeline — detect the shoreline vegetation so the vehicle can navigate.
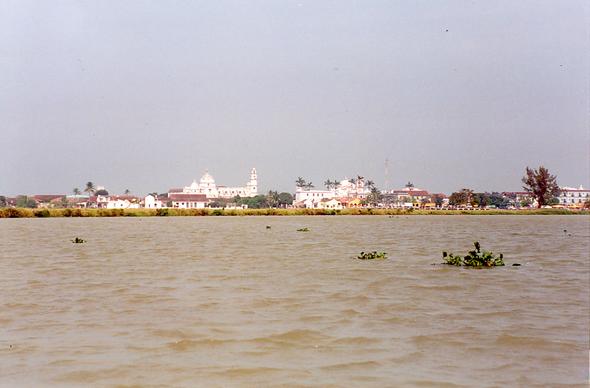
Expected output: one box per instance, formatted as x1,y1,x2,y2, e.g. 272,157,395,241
0,207,587,218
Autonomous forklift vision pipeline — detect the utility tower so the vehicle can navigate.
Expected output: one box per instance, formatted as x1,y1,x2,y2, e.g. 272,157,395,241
384,158,390,191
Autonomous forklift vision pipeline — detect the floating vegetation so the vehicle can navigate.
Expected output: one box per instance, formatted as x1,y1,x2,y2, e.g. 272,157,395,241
266,225,271,229
442,241,505,267
297,227,310,232
71,237,86,244
357,251,387,260
512,263,521,266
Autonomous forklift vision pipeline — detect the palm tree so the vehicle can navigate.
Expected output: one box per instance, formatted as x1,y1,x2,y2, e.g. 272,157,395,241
305,182,315,189
324,179,333,190
333,179,340,189
366,180,375,190
73,188,81,196
266,190,279,208
405,181,414,188
124,189,131,195
84,182,95,196
295,177,307,188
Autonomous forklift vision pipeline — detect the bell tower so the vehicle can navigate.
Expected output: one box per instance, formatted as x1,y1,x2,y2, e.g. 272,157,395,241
246,168,258,196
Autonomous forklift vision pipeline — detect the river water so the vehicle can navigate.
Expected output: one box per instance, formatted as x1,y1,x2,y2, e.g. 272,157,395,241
1,216,588,387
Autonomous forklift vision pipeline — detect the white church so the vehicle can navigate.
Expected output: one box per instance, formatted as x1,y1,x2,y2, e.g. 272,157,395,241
181,168,258,199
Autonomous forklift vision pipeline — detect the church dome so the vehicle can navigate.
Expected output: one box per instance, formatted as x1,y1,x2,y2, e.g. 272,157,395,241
200,171,216,185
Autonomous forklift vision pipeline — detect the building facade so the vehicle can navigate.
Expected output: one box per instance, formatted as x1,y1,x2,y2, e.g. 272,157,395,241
181,168,258,199
558,186,590,207
168,193,207,209
294,178,372,204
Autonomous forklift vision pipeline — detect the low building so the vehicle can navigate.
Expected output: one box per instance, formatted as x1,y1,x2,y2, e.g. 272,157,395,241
144,194,165,209
501,191,536,207
346,198,363,208
106,195,141,209
558,186,590,207
382,186,432,208
317,198,343,210
294,177,372,203
168,193,207,209
295,189,335,203
32,195,66,208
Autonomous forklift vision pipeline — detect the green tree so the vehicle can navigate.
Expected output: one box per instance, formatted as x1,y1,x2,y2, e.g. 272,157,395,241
16,195,37,208
522,166,560,208
520,198,533,208
278,192,294,207
473,193,490,208
432,194,445,208
84,182,96,197
449,189,474,206
488,192,510,208
207,200,223,208
124,189,131,195
266,190,279,208
405,181,414,188
367,187,383,206
295,177,307,188
0,196,6,207
238,195,269,209
304,182,314,189
73,188,81,196
323,179,340,190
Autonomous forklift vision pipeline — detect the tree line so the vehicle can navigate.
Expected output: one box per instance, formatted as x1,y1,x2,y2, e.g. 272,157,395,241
448,166,562,208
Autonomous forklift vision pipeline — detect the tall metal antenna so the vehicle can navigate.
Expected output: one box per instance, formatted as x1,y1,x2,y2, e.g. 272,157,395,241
384,158,390,191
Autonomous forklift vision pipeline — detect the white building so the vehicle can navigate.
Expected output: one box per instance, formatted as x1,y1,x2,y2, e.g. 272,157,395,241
294,178,371,203
107,199,140,209
295,189,336,203
169,193,208,209
558,186,590,207
181,168,258,199
144,194,165,209
317,198,343,210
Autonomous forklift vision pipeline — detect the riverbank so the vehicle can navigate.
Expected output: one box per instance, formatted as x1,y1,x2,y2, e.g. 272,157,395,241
0,207,587,218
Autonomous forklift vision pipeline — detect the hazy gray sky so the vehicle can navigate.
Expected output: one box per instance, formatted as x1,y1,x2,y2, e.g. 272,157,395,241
1,0,588,195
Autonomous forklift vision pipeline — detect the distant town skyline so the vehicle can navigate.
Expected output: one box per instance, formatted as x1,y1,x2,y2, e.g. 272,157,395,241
1,1,588,196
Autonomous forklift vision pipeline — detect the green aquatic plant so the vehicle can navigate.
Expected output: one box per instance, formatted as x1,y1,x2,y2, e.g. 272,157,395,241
297,227,310,232
442,241,504,267
71,237,86,244
266,225,271,229
357,251,387,260
441,251,463,266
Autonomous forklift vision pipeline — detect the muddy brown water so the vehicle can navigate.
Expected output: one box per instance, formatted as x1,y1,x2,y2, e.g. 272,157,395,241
1,216,588,387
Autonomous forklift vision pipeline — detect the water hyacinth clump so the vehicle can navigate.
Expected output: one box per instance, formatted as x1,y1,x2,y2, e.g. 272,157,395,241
442,241,504,267
71,237,86,244
357,251,387,260
297,227,310,232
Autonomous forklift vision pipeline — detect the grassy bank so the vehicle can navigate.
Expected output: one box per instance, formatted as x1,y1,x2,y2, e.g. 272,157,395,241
0,207,587,218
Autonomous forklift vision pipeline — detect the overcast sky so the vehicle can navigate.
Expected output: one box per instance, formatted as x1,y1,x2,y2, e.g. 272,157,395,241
1,0,588,196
